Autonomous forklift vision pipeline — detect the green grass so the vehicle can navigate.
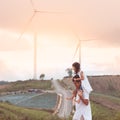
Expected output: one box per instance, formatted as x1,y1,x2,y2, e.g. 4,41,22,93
91,102,118,120
91,92,120,106
0,80,53,93
0,102,61,120
0,101,120,120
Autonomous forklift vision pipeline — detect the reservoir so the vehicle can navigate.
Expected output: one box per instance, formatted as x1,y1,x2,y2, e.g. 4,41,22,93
0,93,57,109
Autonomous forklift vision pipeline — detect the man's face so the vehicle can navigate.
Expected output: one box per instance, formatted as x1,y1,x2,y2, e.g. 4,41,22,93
74,81,81,89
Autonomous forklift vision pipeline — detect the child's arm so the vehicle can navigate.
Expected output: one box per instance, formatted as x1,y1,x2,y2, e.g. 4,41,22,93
66,94,75,100
66,90,76,100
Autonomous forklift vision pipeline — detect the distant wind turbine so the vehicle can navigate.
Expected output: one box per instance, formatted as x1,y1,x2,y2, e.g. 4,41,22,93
73,33,98,64
17,0,65,80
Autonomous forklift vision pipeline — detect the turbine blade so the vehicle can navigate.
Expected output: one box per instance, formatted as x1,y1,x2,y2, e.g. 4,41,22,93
73,43,80,60
34,10,65,14
17,12,36,40
30,0,35,10
80,39,98,42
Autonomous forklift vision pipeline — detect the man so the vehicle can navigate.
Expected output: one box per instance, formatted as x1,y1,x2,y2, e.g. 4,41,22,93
73,74,93,120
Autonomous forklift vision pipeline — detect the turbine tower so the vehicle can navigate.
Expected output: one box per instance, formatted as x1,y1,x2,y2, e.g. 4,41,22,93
34,32,37,80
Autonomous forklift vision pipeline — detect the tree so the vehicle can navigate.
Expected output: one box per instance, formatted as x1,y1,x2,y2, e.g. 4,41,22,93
40,74,45,80
66,68,72,77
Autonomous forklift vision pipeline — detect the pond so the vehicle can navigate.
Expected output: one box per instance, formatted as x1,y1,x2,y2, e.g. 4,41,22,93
0,93,57,109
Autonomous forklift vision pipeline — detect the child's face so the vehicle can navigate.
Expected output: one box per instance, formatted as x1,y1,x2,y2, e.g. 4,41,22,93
72,66,76,73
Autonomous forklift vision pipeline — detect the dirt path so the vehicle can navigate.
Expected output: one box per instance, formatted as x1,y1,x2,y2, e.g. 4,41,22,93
52,80,72,118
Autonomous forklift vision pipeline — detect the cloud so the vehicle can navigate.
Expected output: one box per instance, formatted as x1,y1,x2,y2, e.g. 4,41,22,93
0,29,31,51
0,60,17,80
83,29,120,48
97,29,120,47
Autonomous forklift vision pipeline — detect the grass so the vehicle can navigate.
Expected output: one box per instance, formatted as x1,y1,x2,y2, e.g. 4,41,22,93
0,80,53,93
0,102,61,120
0,101,120,120
91,102,120,120
91,92,120,106
0,76,120,120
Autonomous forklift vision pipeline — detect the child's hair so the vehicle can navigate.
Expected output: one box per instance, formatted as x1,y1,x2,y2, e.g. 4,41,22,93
72,62,80,74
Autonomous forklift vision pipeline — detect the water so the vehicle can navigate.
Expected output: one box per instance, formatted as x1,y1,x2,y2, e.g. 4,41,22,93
0,93,57,109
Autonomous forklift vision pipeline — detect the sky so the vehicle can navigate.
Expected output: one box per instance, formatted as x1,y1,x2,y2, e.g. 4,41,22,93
0,0,120,81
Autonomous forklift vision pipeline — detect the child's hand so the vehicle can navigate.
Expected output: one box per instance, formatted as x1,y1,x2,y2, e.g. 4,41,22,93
74,78,77,81
74,99,80,104
66,97,72,100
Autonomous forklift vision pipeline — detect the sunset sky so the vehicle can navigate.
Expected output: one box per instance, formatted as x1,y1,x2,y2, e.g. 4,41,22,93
0,0,120,81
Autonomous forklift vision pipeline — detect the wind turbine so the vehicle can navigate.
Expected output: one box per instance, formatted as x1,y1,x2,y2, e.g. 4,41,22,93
73,33,97,65
17,0,65,80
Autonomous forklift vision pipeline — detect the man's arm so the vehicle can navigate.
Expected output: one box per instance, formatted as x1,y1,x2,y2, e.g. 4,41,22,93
78,90,89,105
80,96,89,105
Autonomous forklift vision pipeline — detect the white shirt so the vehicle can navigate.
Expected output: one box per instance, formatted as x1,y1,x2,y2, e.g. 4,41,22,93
73,89,92,120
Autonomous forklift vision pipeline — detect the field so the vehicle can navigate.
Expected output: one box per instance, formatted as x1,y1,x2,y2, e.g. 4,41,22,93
88,75,120,97
0,101,120,120
0,102,61,120
0,77,120,120
0,80,53,93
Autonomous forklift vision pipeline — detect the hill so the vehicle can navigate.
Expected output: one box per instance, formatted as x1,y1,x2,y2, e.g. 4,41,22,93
0,80,53,93
88,75,120,97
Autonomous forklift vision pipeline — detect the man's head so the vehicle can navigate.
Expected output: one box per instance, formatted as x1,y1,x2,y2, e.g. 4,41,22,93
72,75,81,89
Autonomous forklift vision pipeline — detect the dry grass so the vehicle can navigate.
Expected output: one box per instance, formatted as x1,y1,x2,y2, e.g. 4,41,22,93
88,75,120,97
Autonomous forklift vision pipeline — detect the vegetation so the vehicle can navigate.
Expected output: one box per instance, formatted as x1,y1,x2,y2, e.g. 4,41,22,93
0,101,120,120
0,80,53,93
0,102,61,120
66,68,72,77
91,102,120,120
0,76,120,120
88,75,120,97
39,74,45,80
